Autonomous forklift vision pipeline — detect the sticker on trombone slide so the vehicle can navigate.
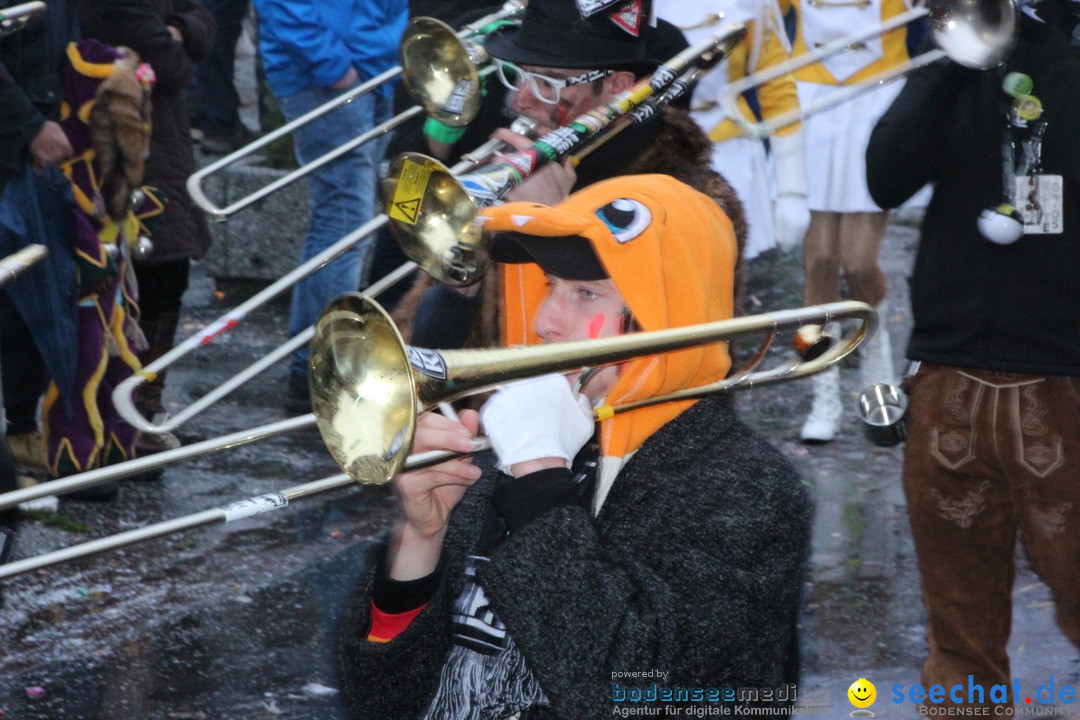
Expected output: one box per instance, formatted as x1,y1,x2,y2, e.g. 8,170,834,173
389,158,432,225
222,492,288,522
504,150,537,177
196,314,241,345
407,346,448,379
460,172,515,204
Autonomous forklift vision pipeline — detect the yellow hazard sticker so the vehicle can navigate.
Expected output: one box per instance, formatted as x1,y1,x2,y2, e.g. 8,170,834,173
389,159,431,225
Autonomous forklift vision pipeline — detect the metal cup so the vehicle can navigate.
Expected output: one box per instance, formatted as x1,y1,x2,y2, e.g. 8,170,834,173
857,383,908,447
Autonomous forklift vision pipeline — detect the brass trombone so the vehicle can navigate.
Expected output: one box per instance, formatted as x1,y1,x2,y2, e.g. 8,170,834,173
186,1,524,221
0,244,47,288
721,0,1018,138
0,1,45,37
112,116,536,436
384,23,750,287
311,293,876,485
0,298,874,578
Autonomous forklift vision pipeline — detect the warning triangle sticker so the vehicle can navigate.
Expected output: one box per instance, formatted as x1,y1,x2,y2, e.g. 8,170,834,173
393,197,421,224
609,0,643,36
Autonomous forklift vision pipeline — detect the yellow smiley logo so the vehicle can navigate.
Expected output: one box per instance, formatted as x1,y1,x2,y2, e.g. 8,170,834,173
847,678,877,709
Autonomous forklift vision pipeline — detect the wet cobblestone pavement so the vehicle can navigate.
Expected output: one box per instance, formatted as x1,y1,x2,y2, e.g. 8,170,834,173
1,211,1078,719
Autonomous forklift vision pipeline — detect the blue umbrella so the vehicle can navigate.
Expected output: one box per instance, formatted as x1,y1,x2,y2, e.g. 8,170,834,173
0,164,78,419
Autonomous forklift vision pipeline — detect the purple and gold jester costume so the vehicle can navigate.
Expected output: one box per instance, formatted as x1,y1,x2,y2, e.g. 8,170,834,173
42,38,158,478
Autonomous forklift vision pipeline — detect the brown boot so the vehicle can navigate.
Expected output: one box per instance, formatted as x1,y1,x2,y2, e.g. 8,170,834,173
8,431,47,470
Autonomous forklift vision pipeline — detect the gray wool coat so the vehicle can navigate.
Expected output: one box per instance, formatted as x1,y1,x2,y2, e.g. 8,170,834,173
338,395,812,719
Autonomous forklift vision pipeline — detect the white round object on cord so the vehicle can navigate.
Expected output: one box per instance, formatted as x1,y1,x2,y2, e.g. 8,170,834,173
978,207,1024,245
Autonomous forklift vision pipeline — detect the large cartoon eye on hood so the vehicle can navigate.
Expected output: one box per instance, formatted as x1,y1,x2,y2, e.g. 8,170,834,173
595,198,651,244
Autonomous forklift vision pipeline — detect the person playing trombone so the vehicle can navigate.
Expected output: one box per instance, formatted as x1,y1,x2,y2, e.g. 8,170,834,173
339,174,811,718
393,0,748,351
866,0,1080,709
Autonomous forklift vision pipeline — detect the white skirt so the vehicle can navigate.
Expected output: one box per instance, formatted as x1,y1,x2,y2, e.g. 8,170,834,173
796,79,905,212
710,135,775,260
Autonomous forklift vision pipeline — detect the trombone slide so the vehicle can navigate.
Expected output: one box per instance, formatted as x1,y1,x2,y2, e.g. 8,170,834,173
114,125,535,436
0,438,492,580
0,244,47,288
721,6,933,138
310,293,875,485
721,0,1017,138
0,1,45,37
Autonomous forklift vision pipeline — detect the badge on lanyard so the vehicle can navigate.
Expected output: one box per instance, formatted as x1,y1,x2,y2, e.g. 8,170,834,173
1014,174,1064,235
995,73,1064,238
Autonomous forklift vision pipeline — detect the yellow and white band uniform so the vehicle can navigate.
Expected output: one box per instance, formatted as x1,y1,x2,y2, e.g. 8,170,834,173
790,0,912,211
657,0,808,259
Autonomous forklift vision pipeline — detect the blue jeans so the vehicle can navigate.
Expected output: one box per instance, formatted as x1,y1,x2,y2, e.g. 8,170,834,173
278,83,392,378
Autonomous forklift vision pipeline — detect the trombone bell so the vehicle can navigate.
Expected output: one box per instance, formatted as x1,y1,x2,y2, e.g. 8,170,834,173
400,17,486,126
383,151,487,286
310,294,418,485
930,0,1016,69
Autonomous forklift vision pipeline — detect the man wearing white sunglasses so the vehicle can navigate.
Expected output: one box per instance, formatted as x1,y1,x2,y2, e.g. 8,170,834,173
481,0,731,206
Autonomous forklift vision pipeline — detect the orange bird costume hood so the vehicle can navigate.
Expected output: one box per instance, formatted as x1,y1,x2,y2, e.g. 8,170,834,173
479,174,738,509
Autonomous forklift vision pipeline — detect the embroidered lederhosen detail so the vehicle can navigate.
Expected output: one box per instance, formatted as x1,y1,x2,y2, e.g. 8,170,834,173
930,480,991,529
929,374,979,470
1014,383,1064,478
1029,501,1073,540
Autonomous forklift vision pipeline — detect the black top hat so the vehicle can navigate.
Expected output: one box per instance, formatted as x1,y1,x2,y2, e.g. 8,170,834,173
483,0,688,74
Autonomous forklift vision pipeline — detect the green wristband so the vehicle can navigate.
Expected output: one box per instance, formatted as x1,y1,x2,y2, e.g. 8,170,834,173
423,117,468,144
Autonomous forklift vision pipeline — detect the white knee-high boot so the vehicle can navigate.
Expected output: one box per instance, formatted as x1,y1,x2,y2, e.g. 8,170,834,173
800,365,842,443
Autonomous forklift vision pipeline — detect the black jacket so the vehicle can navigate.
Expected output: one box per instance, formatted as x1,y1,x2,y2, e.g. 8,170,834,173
338,396,811,719
866,14,1080,376
77,0,214,264
0,0,79,188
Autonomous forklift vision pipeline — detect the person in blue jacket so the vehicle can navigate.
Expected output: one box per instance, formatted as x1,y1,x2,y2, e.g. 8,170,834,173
251,0,408,413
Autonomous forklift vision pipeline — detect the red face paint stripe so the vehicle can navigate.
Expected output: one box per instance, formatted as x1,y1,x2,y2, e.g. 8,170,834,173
588,313,606,339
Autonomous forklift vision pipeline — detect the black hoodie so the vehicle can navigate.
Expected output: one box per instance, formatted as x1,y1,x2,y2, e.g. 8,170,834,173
866,12,1080,376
